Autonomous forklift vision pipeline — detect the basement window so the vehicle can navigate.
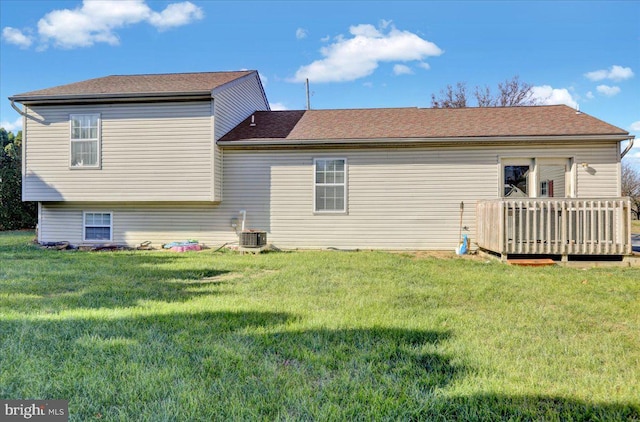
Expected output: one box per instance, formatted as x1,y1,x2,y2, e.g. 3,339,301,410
83,212,112,241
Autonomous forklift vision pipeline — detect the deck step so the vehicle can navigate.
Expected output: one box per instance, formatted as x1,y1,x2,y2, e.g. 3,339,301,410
507,258,556,267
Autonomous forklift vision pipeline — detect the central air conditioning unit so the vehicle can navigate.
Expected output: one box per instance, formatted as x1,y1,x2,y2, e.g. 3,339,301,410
239,230,267,248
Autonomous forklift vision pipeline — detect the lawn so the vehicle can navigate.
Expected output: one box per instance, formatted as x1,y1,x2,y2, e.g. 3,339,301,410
1,231,639,421
632,219,640,234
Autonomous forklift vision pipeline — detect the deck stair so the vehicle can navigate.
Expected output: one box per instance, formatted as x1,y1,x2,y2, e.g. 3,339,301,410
507,258,556,267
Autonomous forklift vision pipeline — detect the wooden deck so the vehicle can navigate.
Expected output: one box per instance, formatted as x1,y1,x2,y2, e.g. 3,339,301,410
477,198,632,259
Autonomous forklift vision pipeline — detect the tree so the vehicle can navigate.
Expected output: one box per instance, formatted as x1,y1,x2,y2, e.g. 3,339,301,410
0,128,37,230
431,76,540,108
430,82,468,108
621,161,640,220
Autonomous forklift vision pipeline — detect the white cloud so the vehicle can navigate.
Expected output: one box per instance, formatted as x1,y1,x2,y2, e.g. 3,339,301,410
296,28,308,40
393,64,413,75
148,1,203,31
596,84,621,97
3,0,203,50
531,85,578,108
269,102,288,111
290,23,442,83
623,143,640,170
585,91,594,99
585,65,634,82
0,117,23,133
418,62,430,70
379,19,392,29
626,123,640,170
2,27,33,48
320,35,330,42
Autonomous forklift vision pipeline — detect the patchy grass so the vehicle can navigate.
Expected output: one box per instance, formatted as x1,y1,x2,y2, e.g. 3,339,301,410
1,231,639,420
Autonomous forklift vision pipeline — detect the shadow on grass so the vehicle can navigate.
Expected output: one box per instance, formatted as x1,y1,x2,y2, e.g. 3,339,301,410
0,249,234,311
1,308,637,420
425,393,639,421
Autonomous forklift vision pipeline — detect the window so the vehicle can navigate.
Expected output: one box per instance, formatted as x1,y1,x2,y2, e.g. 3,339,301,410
83,212,112,241
502,158,573,198
540,180,554,197
314,158,347,213
504,165,531,197
70,114,100,168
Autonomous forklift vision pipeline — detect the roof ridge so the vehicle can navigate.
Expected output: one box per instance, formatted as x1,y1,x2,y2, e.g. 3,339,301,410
107,70,254,77
260,105,574,112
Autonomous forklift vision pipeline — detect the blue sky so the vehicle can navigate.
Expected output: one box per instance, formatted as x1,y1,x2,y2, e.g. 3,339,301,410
1,0,639,168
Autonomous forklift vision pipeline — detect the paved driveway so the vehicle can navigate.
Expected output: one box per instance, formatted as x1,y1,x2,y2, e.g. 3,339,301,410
633,233,640,253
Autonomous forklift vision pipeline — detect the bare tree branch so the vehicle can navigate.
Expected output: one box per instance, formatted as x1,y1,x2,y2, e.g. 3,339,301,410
431,82,468,108
622,161,640,219
433,75,539,108
495,76,539,107
474,85,494,107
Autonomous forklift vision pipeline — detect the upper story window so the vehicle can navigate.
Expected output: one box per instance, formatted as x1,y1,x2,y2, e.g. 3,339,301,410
314,158,347,213
70,114,100,168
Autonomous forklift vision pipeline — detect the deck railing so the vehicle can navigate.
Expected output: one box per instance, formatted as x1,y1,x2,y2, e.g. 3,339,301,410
476,198,632,256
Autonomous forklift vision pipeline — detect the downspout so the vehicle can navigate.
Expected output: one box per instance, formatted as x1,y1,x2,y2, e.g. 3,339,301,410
11,99,30,222
239,209,247,231
620,137,635,159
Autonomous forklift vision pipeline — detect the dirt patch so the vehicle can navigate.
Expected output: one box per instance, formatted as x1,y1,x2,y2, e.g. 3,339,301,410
392,250,485,261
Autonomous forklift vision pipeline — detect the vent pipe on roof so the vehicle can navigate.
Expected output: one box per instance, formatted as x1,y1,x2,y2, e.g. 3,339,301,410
249,115,256,127
306,78,311,110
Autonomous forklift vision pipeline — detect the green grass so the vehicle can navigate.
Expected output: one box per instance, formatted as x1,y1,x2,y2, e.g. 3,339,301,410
632,219,640,234
1,231,639,421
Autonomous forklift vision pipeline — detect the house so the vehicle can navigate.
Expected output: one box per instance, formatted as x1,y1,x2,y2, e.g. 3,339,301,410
9,70,634,258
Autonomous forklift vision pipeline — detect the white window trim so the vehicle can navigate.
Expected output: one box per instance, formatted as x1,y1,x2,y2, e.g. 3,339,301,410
83,211,113,242
500,157,575,198
70,113,101,169
500,158,534,198
313,157,348,214
537,157,576,198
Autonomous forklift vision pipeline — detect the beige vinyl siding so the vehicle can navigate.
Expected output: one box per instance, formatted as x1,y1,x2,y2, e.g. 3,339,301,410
538,164,566,197
225,142,620,249
40,203,238,247
38,141,620,250
573,145,621,197
213,74,269,140
213,73,269,201
23,101,214,202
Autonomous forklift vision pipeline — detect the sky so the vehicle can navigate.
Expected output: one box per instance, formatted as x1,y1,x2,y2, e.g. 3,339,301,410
1,0,639,169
